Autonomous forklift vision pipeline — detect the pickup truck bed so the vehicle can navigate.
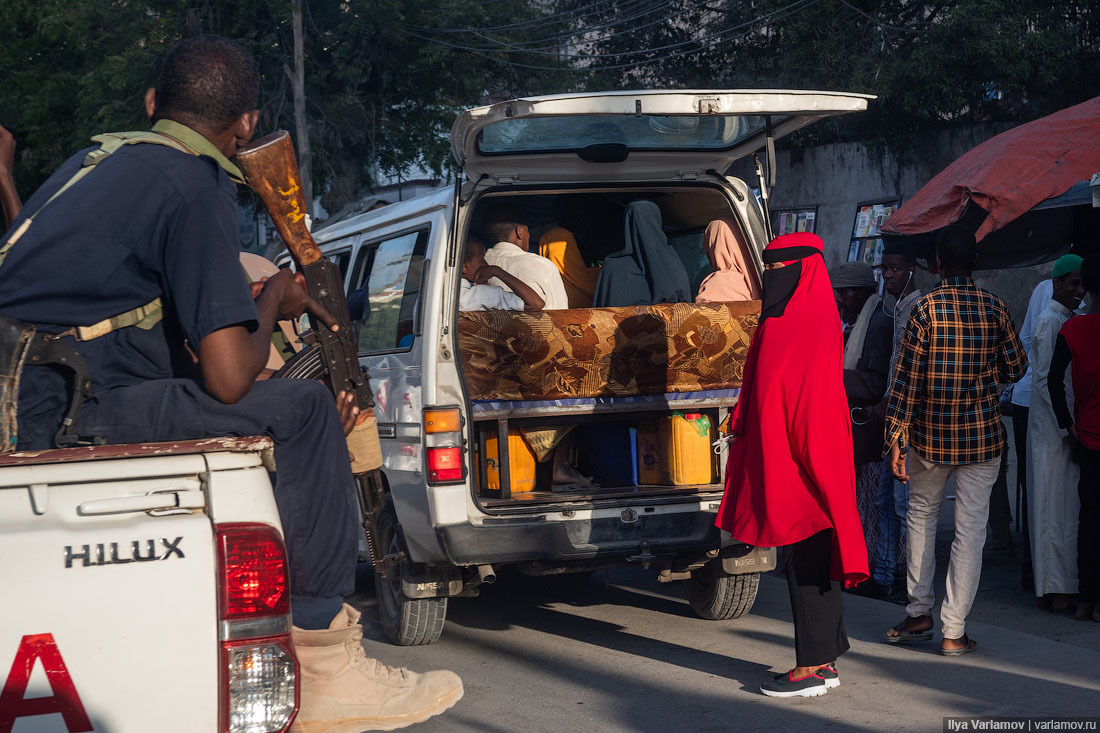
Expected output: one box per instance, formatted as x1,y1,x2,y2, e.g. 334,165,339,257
0,437,291,733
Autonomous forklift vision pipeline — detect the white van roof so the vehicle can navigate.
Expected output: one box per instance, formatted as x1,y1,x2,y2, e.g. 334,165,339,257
312,187,452,245
452,89,874,183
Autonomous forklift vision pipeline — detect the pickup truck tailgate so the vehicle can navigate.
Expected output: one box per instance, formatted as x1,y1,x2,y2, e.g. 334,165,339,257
0,446,224,732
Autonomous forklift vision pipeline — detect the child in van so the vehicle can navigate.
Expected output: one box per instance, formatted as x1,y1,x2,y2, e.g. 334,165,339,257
460,237,545,311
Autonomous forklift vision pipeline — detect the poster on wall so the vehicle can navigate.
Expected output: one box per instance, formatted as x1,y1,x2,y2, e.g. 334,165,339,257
847,198,901,289
773,207,818,237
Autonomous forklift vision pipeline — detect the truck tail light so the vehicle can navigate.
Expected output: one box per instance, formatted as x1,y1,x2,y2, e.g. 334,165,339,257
217,523,298,733
424,406,466,484
222,638,297,733
217,523,290,619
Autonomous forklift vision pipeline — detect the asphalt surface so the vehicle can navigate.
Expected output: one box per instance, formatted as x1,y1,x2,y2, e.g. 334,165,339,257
350,424,1099,731
351,537,1099,731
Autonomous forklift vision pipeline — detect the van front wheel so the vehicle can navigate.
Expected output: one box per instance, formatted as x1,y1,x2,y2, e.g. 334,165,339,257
684,561,759,620
375,507,447,646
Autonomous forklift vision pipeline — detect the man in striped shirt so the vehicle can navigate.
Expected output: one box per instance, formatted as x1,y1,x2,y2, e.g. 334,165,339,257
882,224,1026,656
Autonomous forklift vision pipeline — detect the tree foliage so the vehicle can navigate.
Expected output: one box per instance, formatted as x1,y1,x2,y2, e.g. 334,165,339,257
5,1,1098,214
0,0,570,213
552,0,1100,147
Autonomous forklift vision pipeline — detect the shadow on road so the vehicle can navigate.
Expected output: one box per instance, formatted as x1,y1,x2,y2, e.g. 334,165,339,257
350,561,1100,731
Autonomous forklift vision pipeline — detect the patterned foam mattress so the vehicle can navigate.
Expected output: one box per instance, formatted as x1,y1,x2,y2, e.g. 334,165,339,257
457,300,760,402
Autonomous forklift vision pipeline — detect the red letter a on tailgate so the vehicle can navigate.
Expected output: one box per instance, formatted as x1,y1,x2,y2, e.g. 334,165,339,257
0,633,93,732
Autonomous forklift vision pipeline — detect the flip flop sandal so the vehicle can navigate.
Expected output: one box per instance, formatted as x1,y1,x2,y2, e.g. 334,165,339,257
941,635,977,656
884,615,934,644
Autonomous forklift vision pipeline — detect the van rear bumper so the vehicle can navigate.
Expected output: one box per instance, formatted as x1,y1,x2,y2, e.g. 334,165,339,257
435,510,722,565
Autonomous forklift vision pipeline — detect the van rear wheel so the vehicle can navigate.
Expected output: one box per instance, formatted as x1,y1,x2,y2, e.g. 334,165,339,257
684,560,759,620
375,507,447,646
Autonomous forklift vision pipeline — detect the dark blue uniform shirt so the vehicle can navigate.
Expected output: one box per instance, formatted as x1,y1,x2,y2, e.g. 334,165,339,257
0,131,258,446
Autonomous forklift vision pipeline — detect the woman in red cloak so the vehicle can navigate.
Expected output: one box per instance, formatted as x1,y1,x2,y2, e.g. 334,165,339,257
715,232,868,698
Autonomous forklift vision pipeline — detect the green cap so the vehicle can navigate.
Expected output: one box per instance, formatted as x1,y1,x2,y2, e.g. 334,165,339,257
1053,254,1083,279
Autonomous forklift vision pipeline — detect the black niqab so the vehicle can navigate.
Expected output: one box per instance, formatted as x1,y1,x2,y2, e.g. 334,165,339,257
760,245,821,321
592,200,692,307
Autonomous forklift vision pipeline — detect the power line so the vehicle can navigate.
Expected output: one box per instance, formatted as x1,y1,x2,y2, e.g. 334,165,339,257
405,0,820,68
835,0,924,33
434,0,718,55
407,0,665,36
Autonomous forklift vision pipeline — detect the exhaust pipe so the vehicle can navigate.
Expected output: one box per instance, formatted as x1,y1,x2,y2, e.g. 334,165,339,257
476,564,496,585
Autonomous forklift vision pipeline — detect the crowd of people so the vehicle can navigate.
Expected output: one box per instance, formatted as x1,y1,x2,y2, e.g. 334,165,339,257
722,224,1098,699
839,244,1098,635
825,243,1100,630
1018,254,1099,620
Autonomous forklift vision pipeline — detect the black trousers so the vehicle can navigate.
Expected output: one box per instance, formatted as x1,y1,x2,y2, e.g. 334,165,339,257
74,378,360,601
1078,445,1100,603
784,529,850,667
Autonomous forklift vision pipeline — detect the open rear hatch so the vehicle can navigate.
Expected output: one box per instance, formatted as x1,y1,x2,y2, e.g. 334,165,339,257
453,90,872,508
451,89,873,184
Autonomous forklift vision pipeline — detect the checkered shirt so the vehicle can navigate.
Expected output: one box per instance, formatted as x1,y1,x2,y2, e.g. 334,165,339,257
884,277,1026,465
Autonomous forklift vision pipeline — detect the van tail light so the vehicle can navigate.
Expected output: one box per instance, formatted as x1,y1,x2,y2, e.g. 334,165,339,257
216,523,298,733
424,406,466,484
427,446,463,482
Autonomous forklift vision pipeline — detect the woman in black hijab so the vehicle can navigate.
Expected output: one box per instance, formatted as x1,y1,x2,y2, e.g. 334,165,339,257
592,200,692,307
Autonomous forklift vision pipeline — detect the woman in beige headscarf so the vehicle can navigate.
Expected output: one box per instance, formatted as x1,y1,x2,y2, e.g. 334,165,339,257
538,226,601,308
695,219,760,303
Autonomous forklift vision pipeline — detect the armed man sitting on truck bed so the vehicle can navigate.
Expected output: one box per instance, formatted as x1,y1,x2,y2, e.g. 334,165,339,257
0,35,462,731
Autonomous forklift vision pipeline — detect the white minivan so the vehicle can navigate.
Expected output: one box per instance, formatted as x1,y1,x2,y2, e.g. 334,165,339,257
280,90,871,645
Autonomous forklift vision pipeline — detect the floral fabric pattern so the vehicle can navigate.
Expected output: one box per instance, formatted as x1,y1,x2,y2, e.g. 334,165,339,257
458,301,760,401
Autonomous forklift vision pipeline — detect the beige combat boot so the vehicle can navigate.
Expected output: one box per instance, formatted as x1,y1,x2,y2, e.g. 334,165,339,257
290,604,463,732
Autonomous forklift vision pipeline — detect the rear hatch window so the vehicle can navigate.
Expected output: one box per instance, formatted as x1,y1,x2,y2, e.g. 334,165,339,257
478,114,777,155
452,89,873,182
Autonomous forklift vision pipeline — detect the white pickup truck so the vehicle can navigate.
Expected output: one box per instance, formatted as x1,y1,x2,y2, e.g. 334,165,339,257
0,436,298,733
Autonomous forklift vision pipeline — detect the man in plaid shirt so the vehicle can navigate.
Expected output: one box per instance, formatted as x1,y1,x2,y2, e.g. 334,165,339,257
882,224,1026,656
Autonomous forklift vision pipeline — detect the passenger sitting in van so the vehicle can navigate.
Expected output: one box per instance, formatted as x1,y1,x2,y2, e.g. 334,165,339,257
346,280,370,322
483,205,569,310
460,237,545,311
538,226,601,308
592,200,691,307
695,219,760,303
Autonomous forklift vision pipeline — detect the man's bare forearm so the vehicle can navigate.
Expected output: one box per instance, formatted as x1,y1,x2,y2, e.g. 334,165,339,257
1,169,20,229
1,124,21,229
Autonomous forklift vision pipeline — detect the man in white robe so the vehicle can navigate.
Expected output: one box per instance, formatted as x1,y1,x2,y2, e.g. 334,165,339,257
1028,254,1087,611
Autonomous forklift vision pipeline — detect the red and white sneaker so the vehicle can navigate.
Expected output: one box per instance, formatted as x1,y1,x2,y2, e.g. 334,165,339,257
818,663,840,689
759,668,829,698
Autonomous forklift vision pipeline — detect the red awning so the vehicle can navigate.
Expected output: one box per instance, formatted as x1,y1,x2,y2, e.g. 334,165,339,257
884,96,1100,241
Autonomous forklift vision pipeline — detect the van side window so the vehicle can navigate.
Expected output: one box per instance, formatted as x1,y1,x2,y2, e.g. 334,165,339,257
327,250,351,282
351,228,429,353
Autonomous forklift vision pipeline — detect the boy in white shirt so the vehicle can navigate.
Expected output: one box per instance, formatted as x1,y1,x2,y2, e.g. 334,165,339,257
460,237,545,311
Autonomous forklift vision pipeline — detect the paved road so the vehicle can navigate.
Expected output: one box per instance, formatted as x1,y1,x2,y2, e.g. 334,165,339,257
350,422,1098,731
351,549,1100,732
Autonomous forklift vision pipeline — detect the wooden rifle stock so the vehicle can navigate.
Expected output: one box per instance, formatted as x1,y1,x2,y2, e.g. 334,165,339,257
236,131,391,570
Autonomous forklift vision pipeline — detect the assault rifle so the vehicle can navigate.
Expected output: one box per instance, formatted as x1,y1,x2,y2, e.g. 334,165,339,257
236,131,392,571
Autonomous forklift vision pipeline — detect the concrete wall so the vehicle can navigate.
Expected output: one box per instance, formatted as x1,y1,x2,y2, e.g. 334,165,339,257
730,124,1053,326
